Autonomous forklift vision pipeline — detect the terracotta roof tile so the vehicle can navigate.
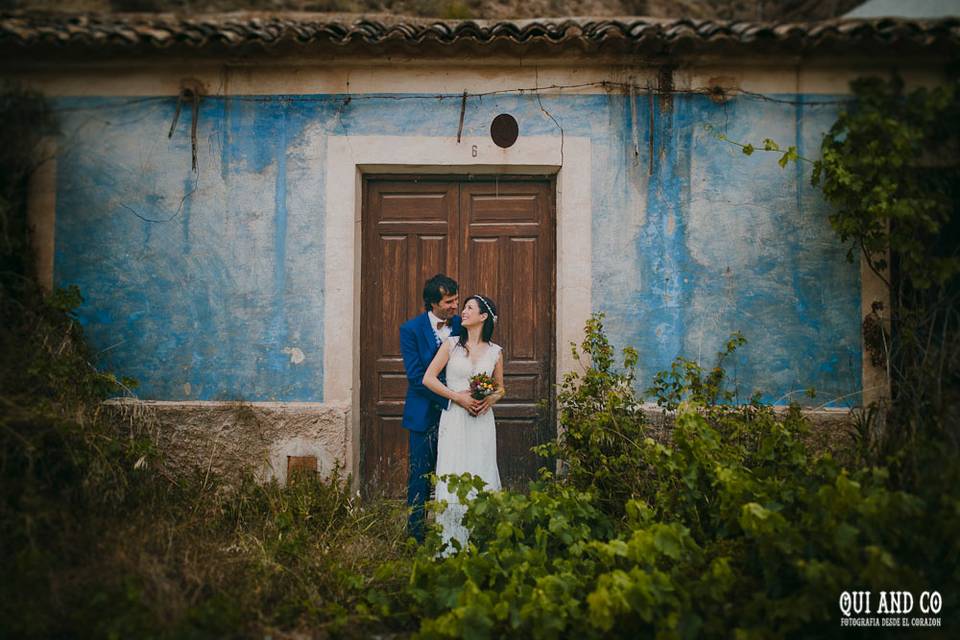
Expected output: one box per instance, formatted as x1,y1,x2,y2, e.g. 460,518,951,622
1,11,957,58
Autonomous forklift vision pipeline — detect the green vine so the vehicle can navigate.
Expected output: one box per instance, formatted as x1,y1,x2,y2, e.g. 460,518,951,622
709,76,960,291
705,126,808,169
815,76,959,291
710,75,960,479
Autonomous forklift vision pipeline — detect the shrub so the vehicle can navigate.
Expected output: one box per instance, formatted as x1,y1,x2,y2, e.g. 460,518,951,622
534,313,648,517
408,316,959,638
0,84,413,639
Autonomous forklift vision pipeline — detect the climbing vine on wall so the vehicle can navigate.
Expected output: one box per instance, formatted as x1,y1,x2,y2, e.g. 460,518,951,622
814,76,959,291
713,74,960,477
712,75,959,291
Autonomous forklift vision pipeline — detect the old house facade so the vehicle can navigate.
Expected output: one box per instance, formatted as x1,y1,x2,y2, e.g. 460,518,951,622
4,12,957,493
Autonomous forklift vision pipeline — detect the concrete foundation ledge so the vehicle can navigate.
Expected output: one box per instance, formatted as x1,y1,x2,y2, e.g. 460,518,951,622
100,399,857,488
102,399,351,486
638,402,857,456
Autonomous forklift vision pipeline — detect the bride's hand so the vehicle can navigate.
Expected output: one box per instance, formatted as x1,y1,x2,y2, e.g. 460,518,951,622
453,391,478,414
475,393,499,416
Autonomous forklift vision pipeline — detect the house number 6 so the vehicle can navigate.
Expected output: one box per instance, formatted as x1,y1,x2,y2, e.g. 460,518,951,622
471,145,478,157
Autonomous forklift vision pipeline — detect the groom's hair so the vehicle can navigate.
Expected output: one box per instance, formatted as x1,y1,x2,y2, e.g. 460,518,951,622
423,274,459,311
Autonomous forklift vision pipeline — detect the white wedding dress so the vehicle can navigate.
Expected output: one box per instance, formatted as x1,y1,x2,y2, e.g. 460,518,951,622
434,336,503,555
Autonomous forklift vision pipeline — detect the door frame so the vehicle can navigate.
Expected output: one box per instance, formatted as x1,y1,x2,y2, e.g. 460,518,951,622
322,134,593,491
359,174,558,494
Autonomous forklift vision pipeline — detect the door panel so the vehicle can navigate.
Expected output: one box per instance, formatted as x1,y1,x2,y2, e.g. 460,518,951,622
362,181,458,496
362,178,554,495
378,236,408,358
460,182,555,490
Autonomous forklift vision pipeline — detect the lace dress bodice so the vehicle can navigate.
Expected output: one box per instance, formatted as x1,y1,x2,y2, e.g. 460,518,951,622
444,337,502,392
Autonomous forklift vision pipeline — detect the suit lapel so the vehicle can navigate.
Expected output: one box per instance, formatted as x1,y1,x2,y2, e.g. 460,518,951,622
418,312,438,350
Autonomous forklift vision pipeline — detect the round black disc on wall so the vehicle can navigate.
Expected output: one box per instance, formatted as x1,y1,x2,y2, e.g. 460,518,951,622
490,114,519,148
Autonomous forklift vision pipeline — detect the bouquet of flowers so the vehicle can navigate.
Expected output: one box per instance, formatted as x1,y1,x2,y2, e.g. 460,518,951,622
469,372,497,400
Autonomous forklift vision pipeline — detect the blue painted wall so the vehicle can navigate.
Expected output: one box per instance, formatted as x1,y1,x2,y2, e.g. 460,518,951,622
53,90,861,405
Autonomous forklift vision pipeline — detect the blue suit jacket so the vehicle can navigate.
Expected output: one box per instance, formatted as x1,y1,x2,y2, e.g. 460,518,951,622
400,312,462,432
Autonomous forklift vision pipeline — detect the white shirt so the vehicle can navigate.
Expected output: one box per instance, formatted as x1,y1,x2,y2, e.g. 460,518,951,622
428,311,452,343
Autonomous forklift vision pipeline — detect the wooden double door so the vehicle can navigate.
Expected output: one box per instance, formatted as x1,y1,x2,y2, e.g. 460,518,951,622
361,176,556,496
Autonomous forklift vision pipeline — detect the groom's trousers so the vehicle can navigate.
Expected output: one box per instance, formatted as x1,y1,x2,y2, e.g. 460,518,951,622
406,423,439,543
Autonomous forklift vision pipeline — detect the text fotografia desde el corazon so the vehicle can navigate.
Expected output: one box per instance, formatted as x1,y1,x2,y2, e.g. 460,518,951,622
839,590,943,627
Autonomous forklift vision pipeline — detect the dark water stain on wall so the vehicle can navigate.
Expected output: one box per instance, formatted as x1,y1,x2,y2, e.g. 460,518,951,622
52,92,861,405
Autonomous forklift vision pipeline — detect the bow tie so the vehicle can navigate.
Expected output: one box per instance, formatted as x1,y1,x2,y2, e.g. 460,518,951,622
436,319,450,329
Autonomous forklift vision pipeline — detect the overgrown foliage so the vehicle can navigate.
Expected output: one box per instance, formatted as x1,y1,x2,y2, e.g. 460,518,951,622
0,83,414,639
814,76,960,485
532,314,648,516
647,330,747,410
409,316,960,638
712,74,960,483
814,76,959,291
4,72,958,638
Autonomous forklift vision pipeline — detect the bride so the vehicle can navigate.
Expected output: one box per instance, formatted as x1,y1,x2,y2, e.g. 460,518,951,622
422,294,505,554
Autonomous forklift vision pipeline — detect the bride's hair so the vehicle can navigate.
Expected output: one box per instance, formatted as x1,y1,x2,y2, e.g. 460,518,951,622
457,294,498,354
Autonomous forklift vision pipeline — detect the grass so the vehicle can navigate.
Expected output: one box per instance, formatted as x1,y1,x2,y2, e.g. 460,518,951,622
0,270,416,637
2,442,418,637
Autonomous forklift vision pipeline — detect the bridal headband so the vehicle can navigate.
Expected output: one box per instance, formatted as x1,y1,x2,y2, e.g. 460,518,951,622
475,295,498,324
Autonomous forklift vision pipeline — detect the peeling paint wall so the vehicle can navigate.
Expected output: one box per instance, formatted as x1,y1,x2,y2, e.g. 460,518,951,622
595,93,861,407
51,81,860,409
55,96,329,401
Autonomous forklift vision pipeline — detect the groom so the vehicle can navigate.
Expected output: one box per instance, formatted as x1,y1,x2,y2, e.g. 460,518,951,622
399,274,462,542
